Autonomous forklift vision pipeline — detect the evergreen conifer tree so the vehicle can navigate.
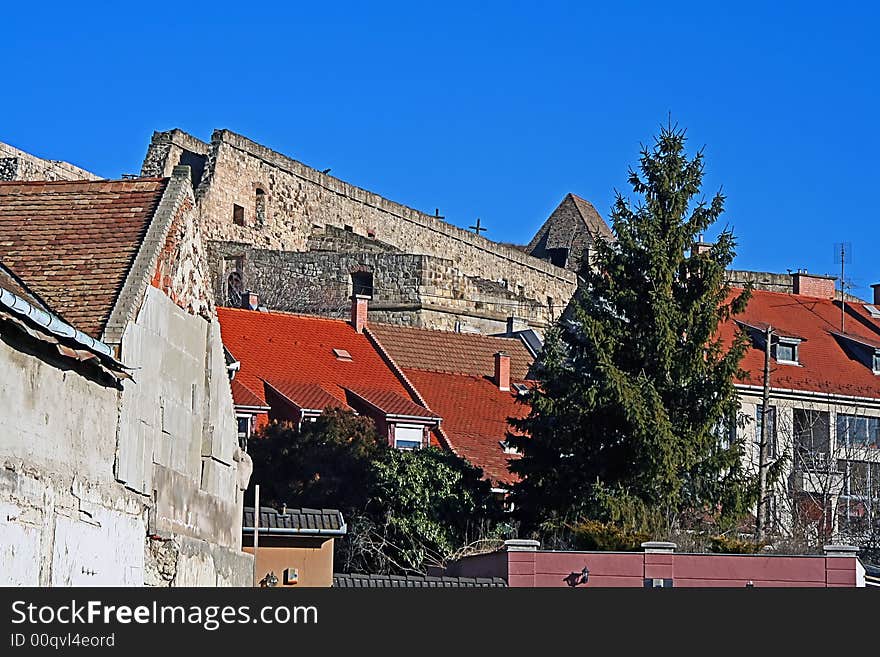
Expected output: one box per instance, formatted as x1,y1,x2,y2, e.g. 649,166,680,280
508,125,756,538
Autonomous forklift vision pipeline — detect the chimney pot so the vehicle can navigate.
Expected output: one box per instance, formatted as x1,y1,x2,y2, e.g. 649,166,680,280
691,237,712,256
242,291,259,310
494,351,511,392
351,295,369,333
823,544,859,557
871,284,880,306
506,316,528,335
641,541,677,554
792,271,836,299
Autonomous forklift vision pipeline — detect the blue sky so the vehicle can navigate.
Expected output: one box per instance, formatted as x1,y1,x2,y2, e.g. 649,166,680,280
3,2,878,296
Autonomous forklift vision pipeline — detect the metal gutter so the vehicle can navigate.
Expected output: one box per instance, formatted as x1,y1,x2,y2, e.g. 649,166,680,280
735,383,880,408
242,523,348,537
0,286,126,368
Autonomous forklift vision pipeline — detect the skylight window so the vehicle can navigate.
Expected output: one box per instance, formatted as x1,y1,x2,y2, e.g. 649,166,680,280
874,351,880,375
333,348,353,362
865,305,880,319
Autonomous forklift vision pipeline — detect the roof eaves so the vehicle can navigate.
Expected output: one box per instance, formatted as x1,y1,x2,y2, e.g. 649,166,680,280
0,284,130,375
101,171,189,344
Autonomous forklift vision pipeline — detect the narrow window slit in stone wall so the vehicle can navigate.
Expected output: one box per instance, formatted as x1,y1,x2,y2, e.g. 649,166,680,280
255,187,266,225
232,204,245,226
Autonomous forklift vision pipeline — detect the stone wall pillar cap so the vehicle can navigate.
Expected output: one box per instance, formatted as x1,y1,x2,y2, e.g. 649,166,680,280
504,539,540,552
823,544,860,557
641,541,677,553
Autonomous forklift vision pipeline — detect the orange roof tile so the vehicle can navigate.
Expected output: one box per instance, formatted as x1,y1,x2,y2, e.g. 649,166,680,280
403,369,529,486
368,323,533,379
265,380,350,412
724,288,880,398
344,386,439,420
217,307,426,416
230,378,269,409
0,178,168,338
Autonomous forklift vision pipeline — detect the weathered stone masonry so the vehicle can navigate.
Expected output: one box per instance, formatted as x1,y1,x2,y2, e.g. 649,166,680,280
142,129,577,331
0,141,99,182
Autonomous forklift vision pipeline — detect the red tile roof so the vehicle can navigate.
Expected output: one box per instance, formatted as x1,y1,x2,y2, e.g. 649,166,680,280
217,307,426,416
344,386,439,420
266,380,350,412
403,368,529,486
724,288,880,398
0,178,168,338
368,323,532,379
367,322,536,486
230,378,269,409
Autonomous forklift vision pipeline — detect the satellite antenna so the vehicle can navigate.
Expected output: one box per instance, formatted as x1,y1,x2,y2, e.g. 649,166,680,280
834,242,852,332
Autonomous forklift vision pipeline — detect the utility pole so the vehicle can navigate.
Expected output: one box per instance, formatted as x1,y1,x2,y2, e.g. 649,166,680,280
755,325,772,542
840,242,846,333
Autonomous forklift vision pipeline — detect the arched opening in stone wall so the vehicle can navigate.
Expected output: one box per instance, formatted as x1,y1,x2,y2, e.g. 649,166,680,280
227,269,245,307
350,271,374,299
255,187,266,225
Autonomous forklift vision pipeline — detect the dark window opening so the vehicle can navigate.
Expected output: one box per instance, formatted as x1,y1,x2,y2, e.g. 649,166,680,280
233,204,245,226
255,188,266,225
546,247,569,268
177,150,207,188
794,409,830,470
351,271,374,298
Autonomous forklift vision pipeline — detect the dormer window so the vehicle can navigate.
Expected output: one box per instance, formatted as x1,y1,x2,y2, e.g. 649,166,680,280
773,337,800,365
874,351,880,375
393,424,424,450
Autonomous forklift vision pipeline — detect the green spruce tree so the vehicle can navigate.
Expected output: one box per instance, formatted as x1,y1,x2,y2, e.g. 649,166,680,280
508,124,756,540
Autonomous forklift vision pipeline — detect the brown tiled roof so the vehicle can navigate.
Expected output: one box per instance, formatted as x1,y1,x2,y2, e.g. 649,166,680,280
0,263,47,309
0,178,168,339
569,193,614,241
368,323,533,380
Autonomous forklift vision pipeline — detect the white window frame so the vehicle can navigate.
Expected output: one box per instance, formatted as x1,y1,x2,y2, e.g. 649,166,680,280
392,424,425,450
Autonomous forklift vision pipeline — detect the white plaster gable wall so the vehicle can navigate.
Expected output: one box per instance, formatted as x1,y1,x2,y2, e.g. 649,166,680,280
115,286,244,560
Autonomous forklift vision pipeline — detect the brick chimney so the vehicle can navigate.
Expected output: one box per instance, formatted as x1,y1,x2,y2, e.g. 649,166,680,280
351,294,369,333
691,235,712,256
494,351,510,392
871,284,880,305
792,271,836,299
241,291,259,310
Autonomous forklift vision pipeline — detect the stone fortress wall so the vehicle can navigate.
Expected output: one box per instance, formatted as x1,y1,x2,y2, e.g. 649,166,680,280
0,141,100,182
142,129,577,332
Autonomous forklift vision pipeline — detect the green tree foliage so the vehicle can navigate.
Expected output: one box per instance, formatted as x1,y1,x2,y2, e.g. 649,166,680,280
354,447,502,573
248,408,387,515
508,124,756,538
248,411,504,575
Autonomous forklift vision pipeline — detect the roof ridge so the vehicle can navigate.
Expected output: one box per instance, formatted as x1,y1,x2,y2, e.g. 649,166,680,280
0,177,166,187
370,320,523,342
218,306,354,325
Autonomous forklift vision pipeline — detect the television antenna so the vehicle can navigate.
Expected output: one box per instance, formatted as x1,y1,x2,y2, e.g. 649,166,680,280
834,242,852,332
